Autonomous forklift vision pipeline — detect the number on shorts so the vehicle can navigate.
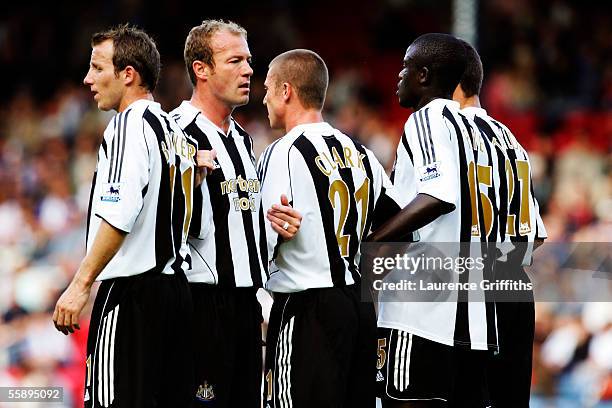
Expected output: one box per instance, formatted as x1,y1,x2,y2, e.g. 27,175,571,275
377,338,387,370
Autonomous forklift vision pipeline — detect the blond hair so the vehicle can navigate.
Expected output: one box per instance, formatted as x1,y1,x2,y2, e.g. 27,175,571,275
184,19,247,85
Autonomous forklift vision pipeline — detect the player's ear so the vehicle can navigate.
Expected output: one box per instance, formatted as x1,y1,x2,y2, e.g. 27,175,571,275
193,61,211,81
123,66,137,86
282,82,291,102
418,66,430,85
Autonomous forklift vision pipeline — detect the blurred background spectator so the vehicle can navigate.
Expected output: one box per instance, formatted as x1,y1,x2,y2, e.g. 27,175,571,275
0,0,610,406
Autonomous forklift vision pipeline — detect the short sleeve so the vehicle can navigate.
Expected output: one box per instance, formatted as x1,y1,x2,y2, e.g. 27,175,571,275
258,142,292,261
95,110,150,233
389,126,416,196
406,109,459,206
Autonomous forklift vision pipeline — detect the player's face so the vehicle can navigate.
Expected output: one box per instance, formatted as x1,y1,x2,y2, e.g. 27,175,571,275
208,30,253,109
263,68,284,130
397,46,419,109
83,40,125,112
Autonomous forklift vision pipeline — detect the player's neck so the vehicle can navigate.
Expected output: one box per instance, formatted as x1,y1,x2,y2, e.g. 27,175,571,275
118,90,153,112
461,95,481,109
190,91,234,134
416,93,452,110
452,86,482,109
284,109,324,134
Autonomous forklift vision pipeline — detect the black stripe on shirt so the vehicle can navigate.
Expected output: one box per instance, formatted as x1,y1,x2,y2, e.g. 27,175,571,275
472,124,499,350
400,131,414,165
443,108,473,242
183,121,236,287
493,123,525,242
419,110,433,164
491,120,513,150
115,109,131,183
473,117,500,242
171,156,187,274
443,106,472,348
108,115,118,183
258,205,269,280
475,116,508,241
353,143,377,242
86,170,97,248
294,135,346,286
324,136,359,280
414,111,429,164
162,115,187,274
235,123,256,166
183,119,203,239
143,108,174,273
424,108,436,162
219,130,263,288
259,139,281,184
111,112,124,183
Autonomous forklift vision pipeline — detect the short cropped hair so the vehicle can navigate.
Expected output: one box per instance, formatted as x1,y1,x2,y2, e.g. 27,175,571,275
184,19,248,85
457,39,483,97
269,49,329,110
409,33,467,96
92,24,161,91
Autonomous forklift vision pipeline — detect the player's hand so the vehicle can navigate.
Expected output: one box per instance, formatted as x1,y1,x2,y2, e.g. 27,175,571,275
52,280,91,335
195,149,217,185
267,194,302,241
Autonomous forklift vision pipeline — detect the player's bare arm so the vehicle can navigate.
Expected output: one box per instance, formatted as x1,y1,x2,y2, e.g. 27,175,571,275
267,193,302,240
367,193,454,242
52,221,126,335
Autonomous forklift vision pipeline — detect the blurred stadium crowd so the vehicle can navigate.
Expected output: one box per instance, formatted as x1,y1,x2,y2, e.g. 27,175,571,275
0,0,610,406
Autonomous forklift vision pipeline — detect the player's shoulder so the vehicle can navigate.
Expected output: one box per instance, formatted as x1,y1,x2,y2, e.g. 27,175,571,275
406,99,458,130
116,100,170,135
486,116,526,150
169,101,200,130
103,100,154,138
232,119,251,138
334,130,372,158
128,98,160,118
485,115,512,136
272,126,306,154
261,135,291,164
326,128,385,173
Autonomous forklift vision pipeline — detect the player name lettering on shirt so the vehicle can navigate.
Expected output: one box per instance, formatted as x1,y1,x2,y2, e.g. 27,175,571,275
161,131,197,163
315,146,366,177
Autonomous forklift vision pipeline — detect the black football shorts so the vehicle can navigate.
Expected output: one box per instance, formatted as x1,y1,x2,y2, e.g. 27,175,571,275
189,284,263,408
264,284,377,408
84,271,194,408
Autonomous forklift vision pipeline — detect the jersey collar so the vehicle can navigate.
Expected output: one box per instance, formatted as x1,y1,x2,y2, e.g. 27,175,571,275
175,100,200,127
287,121,333,138
422,98,460,111
462,106,488,118
124,98,160,112
177,100,237,137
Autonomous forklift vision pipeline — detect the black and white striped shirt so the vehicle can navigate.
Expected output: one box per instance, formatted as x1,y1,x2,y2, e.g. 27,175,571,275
258,121,405,293
171,101,267,287
87,99,196,280
378,98,498,351
463,107,547,264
